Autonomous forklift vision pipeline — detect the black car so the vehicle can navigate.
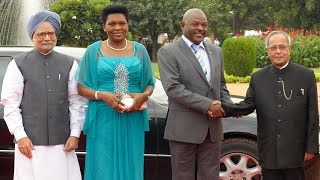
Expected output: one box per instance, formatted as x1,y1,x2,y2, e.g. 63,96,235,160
0,46,274,180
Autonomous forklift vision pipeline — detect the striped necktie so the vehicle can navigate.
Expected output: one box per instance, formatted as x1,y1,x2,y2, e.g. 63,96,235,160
191,44,208,80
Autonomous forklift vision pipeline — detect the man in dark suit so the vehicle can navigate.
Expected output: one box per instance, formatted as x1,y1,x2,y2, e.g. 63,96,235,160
157,8,232,180
222,30,319,180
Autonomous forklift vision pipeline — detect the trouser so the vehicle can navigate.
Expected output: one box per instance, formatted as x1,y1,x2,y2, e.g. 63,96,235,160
262,167,304,180
169,133,221,180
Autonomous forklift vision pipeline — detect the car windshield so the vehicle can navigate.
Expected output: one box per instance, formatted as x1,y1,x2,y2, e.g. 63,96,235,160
150,79,168,105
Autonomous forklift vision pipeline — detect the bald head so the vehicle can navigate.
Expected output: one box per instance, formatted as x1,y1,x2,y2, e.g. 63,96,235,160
183,8,206,22
181,8,208,44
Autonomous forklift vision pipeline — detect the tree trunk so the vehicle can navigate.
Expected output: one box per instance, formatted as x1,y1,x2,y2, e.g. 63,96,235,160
232,12,241,36
151,35,158,62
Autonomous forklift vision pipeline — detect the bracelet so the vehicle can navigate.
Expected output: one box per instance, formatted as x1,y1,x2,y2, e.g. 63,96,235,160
94,90,100,100
144,92,150,99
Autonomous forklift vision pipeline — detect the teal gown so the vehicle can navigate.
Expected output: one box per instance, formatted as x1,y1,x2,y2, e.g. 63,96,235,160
76,41,154,180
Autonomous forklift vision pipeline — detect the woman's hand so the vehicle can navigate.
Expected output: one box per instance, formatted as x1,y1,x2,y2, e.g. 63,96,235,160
126,92,148,111
99,91,125,112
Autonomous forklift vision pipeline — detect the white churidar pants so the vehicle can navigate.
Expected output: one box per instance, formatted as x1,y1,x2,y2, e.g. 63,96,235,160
14,144,82,180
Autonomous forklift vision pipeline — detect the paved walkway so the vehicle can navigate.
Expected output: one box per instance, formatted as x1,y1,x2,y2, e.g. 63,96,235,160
227,83,320,112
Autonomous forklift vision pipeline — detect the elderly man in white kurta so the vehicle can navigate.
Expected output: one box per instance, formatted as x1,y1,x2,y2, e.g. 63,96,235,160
1,10,86,180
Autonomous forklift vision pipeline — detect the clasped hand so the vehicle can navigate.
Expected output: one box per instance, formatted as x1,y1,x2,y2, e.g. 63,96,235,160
207,100,226,118
99,91,147,112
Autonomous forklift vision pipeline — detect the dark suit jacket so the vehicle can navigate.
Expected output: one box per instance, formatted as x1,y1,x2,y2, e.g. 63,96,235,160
223,62,319,169
157,38,232,144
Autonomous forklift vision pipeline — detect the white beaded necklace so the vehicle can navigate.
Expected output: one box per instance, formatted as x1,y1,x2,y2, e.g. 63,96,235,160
106,39,128,51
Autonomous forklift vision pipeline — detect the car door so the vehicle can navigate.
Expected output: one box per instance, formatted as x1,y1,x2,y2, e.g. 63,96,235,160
0,55,15,179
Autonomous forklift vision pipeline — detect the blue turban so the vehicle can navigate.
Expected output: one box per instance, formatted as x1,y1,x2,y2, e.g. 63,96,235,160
27,10,61,39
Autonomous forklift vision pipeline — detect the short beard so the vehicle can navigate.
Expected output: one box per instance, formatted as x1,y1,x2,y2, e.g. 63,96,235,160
41,43,55,53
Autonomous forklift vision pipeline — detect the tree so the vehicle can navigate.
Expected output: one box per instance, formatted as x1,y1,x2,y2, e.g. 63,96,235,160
190,0,271,40
50,0,111,47
114,0,190,61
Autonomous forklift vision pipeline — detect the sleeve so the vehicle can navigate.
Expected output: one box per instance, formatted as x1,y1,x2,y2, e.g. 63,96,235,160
74,41,100,138
222,77,256,117
136,43,155,89
68,61,88,137
136,43,155,131
305,71,319,153
0,60,27,141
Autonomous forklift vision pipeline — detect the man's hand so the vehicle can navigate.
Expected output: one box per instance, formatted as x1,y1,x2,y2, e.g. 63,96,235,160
64,136,79,152
304,152,316,161
17,137,34,159
208,100,226,118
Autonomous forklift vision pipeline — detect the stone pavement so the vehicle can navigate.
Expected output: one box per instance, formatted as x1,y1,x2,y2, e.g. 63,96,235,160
226,83,320,112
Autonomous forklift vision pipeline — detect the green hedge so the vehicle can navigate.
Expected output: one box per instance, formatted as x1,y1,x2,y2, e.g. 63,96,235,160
222,37,256,77
225,72,320,83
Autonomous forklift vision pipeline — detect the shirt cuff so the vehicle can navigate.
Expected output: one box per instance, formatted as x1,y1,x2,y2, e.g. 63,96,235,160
70,129,81,138
14,129,28,141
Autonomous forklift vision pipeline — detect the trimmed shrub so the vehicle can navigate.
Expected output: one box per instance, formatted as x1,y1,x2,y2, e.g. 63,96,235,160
225,75,251,83
222,37,256,77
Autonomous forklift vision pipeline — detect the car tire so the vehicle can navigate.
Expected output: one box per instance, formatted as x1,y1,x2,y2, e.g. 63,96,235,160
219,138,262,180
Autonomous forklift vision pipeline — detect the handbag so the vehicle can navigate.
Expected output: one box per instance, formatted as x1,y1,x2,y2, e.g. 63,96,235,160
120,94,148,111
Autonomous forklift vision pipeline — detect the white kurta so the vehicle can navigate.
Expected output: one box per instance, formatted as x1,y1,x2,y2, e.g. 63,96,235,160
1,58,86,180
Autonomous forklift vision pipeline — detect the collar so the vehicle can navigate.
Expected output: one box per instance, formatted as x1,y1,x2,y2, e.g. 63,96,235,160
277,61,289,70
271,61,291,74
33,48,54,59
182,35,205,50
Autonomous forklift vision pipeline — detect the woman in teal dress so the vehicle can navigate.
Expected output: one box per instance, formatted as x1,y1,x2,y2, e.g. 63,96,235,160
75,5,155,180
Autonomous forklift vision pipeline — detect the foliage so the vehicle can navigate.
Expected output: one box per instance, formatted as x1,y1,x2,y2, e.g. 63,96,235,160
253,36,270,68
248,24,320,68
191,0,320,42
50,0,111,47
315,73,320,82
290,33,320,68
266,0,320,30
225,72,320,83
222,37,256,77
225,75,251,83
113,0,190,61
154,62,320,83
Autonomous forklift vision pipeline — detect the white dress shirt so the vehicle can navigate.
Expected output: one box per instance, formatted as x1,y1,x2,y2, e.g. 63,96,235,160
182,35,211,83
1,59,86,141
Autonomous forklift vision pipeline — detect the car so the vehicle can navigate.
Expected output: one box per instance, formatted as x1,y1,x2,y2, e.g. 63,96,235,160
0,46,318,180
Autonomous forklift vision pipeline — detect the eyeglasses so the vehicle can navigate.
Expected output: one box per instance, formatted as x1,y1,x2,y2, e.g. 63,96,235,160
267,45,290,52
36,31,56,39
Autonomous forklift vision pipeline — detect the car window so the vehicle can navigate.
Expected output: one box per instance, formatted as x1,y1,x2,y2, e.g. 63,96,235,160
0,57,11,118
54,47,86,61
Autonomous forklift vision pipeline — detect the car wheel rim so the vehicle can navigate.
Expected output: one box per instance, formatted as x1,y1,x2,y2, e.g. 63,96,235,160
219,153,261,180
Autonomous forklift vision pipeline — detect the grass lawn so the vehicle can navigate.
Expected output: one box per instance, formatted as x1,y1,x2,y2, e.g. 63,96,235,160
152,62,159,73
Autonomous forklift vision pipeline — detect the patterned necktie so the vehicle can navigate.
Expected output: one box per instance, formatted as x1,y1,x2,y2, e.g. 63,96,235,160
191,44,208,80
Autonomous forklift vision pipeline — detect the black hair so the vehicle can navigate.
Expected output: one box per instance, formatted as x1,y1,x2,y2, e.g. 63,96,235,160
101,5,129,24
